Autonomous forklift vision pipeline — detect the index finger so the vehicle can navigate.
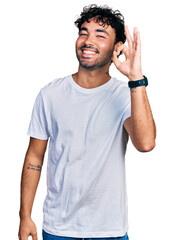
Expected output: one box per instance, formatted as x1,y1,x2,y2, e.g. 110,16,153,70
117,44,130,58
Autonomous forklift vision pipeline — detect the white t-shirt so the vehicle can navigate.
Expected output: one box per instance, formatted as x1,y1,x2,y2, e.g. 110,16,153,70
27,75,131,238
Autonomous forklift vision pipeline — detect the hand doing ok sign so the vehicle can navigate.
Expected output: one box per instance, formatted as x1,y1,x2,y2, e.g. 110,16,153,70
112,26,143,81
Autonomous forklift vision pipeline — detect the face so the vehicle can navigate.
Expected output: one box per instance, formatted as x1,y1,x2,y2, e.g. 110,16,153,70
75,18,116,71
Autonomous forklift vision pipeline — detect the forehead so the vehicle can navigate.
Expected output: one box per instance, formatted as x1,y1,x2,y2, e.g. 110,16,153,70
80,18,115,35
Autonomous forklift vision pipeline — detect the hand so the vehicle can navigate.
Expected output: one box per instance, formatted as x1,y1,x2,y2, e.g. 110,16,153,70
112,26,143,81
18,217,37,240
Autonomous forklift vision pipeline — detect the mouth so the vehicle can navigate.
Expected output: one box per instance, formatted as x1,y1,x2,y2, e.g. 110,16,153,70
81,48,98,58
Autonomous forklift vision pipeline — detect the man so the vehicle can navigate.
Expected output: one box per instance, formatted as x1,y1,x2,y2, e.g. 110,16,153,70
18,4,156,240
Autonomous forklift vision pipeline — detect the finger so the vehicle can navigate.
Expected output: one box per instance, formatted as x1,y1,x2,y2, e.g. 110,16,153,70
116,44,130,58
125,25,133,50
133,27,138,49
32,232,38,240
112,51,122,68
18,236,28,240
18,232,28,240
121,45,130,58
135,31,141,53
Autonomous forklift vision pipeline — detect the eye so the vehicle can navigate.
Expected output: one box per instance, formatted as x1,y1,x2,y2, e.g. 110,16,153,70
97,35,105,38
79,32,88,36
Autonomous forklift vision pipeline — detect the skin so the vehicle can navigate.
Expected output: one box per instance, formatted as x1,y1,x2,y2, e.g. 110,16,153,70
73,19,156,151
73,19,122,88
18,138,48,240
18,18,156,240
112,25,156,151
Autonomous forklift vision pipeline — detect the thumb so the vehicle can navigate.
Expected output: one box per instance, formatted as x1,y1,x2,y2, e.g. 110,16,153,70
112,51,121,69
32,232,38,240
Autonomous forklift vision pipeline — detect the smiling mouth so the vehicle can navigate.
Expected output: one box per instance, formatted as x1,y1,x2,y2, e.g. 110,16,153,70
81,48,98,58
83,50,96,54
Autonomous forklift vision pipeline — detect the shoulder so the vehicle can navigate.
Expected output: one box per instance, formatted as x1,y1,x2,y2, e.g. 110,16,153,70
40,75,71,97
111,77,130,96
112,77,128,88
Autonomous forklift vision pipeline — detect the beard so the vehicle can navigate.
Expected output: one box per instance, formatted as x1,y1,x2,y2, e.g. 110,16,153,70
76,44,115,71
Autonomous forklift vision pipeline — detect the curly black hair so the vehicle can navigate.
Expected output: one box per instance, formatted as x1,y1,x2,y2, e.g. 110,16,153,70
74,4,126,45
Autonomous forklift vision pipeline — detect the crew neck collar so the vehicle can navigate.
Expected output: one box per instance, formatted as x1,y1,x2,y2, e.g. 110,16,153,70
69,75,114,94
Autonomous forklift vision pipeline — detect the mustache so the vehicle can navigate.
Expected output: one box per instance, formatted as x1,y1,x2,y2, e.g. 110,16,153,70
80,44,99,53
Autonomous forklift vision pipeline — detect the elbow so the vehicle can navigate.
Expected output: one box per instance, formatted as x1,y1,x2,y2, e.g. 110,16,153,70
135,140,156,152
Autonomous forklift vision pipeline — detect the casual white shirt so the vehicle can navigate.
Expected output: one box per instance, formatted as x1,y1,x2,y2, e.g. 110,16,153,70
28,75,131,238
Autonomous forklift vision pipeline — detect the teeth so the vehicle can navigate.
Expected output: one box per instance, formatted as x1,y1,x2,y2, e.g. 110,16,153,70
83,50,96,54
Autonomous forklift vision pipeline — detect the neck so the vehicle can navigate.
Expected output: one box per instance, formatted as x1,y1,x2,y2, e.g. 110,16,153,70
72,65,111,89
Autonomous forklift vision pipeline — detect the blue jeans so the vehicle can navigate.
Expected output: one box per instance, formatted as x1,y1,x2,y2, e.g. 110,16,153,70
42,230,129,240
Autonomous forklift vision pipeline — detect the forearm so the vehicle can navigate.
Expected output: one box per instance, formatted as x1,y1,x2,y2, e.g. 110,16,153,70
130,86,156,151
18,138,47,239
19,153,43,219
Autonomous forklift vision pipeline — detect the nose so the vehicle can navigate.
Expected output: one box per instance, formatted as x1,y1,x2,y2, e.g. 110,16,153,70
83,34,95,45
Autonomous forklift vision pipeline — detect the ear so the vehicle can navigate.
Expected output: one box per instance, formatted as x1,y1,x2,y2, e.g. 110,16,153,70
111,41,123,64
114,41,123,57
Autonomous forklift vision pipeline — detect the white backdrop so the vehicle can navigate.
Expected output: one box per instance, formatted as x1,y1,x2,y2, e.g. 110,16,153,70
0,0,175,239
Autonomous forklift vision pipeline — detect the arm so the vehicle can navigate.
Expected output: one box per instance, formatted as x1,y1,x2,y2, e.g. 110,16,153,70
112,26,156,152
124,86,156,152
18,137,48,240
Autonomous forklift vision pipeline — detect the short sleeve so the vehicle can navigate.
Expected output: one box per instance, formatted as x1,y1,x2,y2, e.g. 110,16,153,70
27,91,50,140
121,87,131,125
122,101,131,124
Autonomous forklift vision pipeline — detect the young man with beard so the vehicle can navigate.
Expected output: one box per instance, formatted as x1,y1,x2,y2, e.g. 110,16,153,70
18,4,156,240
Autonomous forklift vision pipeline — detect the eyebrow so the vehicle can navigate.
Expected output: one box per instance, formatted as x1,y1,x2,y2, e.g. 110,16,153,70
79,27,109,36
95,29,109,36
79,27,88,32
